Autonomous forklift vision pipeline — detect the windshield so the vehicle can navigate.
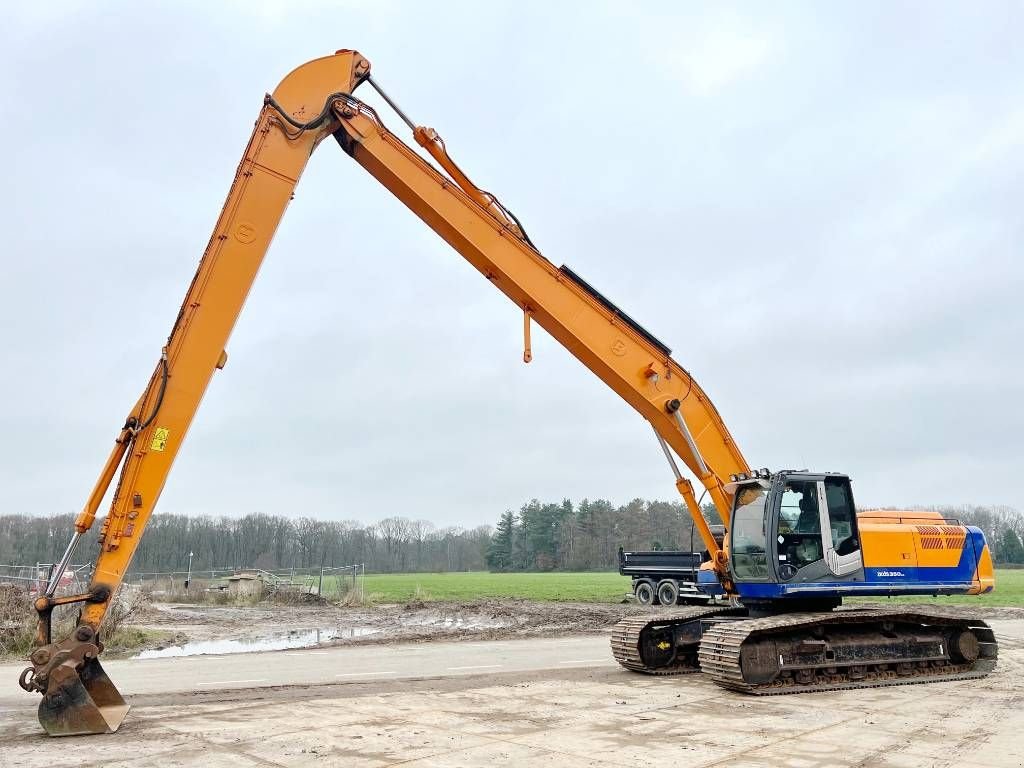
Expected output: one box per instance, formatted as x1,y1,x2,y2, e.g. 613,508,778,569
731,484,769,580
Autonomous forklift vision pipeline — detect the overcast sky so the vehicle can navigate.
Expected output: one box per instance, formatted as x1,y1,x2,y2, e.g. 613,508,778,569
0,2,1020,529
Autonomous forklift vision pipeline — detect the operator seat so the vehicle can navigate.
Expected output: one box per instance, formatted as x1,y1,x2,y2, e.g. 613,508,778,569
796,496,820,532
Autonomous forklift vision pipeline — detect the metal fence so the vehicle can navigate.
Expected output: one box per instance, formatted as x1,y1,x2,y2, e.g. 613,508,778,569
0,563,365,601
0,563,93,596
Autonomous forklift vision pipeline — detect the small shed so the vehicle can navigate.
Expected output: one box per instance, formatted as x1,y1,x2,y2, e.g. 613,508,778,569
226,571,264,600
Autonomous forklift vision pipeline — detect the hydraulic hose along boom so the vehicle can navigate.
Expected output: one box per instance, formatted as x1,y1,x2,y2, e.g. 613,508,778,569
20,49,747,736
21,49,996,737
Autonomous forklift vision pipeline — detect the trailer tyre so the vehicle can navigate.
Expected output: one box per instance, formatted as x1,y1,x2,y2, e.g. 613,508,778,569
634,580,656,605
656,579,679,607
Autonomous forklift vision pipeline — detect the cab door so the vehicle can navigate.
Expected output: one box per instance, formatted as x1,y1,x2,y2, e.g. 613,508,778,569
818,478,864,577
772,476,863,583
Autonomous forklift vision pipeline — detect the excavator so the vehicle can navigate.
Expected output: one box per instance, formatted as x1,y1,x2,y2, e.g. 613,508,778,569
19,49,997,736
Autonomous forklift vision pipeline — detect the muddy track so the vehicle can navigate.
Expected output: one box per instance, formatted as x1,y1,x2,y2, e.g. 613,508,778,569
112,599,655,657
6,597,1018,663
107,599,1024,659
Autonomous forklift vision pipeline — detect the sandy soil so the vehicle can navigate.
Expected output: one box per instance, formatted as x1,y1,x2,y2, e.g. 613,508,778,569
2,602,1021,766
2,623,1022,768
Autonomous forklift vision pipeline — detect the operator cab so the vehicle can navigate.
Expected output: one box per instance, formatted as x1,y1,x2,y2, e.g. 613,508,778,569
726,470,865,604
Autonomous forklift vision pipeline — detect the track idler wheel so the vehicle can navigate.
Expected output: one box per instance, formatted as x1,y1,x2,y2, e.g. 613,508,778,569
640,625,677,668
950,629,980,663
739,638,781,685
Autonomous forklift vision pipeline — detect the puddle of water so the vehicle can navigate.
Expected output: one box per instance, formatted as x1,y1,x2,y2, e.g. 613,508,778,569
134,627,378,659
399,614,508,630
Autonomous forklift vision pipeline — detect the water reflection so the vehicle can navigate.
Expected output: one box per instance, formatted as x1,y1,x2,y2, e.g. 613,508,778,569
135,627,378,658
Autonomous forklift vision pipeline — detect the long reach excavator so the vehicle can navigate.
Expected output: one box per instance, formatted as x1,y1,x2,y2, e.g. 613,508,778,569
20,49,997,736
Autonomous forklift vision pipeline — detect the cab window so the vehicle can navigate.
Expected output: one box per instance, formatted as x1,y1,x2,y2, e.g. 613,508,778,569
731,485,769,579
777,480,822,570
824,479,858,553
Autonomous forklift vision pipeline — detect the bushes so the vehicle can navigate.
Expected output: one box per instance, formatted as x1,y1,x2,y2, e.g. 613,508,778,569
103,586,148,642
0,585,154,659
0,585,34,658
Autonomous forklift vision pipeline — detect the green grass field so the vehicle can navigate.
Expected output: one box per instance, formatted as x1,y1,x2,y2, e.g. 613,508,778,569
351,569,1024,606
360,571,630,602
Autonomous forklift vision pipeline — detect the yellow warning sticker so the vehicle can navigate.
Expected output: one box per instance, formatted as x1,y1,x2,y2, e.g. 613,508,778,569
150,427,170,452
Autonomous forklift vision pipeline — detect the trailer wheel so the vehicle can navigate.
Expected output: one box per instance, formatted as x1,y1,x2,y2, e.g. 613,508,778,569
634,580,656,605
656,579,679,607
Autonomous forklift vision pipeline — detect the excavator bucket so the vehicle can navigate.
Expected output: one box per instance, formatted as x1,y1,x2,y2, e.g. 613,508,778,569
37,655,130,737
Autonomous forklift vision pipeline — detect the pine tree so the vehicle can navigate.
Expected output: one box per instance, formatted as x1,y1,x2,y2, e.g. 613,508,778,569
485,510,516,571
998,528,1024,564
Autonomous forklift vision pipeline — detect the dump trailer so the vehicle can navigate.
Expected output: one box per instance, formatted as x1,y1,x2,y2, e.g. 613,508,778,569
619,524,726,605
620,549,707,605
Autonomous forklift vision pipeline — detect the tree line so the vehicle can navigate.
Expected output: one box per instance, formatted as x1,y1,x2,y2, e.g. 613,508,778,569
484,499,1024,571
1,501,1021,577
0,513,492,575
485,498,722,572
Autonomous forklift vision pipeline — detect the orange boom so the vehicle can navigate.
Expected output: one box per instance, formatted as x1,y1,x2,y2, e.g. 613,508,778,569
21,50,996,736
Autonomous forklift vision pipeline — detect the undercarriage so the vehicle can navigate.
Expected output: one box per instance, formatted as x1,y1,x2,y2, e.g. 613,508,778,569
611,607,997,693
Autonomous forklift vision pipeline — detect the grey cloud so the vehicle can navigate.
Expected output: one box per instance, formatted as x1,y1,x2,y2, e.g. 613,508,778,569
0,1,1020,528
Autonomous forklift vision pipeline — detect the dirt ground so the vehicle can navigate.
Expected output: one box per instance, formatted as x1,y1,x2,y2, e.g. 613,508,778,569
122,598,1024,658
1,602,1022,767
1,621,1022,768
118,598,656,656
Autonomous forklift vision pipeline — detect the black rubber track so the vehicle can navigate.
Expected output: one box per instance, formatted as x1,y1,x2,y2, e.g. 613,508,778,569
610,606,743,675
697,608,997,695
